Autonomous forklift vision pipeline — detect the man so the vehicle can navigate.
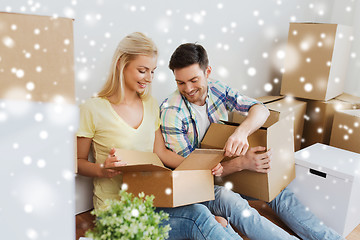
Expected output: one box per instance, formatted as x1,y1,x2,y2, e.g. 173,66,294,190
160,43,344,240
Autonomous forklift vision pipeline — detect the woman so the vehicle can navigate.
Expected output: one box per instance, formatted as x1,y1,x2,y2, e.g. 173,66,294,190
76,32,241,239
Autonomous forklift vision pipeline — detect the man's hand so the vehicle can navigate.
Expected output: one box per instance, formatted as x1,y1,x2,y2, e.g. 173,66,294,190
223,128,249,157
100,148,126,178
211,163,224,176
242,146,271,173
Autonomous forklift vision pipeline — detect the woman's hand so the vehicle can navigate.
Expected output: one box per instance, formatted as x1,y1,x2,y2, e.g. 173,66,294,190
99,148,126,178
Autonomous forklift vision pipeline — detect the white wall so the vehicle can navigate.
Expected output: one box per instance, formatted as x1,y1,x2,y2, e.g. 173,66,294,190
2,0,358,104
330,0,360,96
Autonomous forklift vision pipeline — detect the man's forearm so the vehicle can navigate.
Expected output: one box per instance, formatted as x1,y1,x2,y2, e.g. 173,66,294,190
236,103,269,136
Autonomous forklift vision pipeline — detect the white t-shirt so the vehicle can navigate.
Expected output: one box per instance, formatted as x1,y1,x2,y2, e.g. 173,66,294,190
190,103,210,142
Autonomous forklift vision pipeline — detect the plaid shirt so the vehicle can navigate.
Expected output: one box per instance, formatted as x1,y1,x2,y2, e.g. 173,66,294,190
160,79,260,158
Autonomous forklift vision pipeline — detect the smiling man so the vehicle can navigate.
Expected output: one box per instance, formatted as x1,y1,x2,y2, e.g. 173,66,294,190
159,43,344,240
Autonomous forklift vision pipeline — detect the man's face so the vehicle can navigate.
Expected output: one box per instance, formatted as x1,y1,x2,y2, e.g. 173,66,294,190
173,63,211,106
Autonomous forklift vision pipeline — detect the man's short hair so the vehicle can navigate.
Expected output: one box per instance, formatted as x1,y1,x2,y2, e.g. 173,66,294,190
169,43,209,72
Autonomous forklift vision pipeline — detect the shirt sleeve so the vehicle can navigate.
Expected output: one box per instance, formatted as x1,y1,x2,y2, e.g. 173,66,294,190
160,106,195,158
76,101,95,138
224,83,262,113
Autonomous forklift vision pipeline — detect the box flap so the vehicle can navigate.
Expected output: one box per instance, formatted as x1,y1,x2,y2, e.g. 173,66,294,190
295,143,360,181
256,96,284,104
106,149,170,172
172,170,215,207
201,123,237,149
335,93,360,105
231,110,280,128
175,149,224,171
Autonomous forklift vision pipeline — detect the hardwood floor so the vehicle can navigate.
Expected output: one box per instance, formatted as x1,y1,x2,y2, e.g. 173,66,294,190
76,200,360,239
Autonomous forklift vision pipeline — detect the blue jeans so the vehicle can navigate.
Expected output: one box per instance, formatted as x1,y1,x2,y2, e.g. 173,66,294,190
268,187,344,240
202,185,344,240
157,204,241,239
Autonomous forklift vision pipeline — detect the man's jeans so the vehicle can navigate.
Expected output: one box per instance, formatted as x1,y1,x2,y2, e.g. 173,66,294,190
157,203,241,239
201,185,344,240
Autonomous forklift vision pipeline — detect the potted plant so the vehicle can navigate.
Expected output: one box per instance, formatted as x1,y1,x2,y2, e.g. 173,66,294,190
84,190,171,240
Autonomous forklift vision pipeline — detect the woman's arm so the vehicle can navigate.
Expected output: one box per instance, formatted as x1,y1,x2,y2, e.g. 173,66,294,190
153,129,223,176
153,129,185,169
77,137,124,178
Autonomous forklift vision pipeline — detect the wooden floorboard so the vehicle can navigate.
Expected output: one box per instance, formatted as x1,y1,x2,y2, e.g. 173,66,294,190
76,201,359,239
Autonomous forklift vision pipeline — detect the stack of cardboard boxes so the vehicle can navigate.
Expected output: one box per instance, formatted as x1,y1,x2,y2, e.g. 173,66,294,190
0,13,77,239
279,23,360,237
200,22,360,236
280,23,359,149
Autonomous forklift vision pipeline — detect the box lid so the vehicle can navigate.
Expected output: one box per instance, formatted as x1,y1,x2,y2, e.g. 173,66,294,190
175,149,224,171
295,143,360,181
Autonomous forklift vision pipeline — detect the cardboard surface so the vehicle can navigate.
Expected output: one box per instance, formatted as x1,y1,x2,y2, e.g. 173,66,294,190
334,93,360,109
330,109,360,154
0,12,75,104
257,96,307,151
109,149,224,207
288,143,360,237
300,96,356,148
201,112,295,202
281,23,353,101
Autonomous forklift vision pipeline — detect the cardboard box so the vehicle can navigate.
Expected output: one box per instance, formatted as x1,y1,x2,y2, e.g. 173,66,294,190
201,111,295,202
287,143,360,237
281,23,353,101
108,149,224,208
0,12,76,239
257,96,307,151
301,93,359,148
0,12,75,104
330,109,360,154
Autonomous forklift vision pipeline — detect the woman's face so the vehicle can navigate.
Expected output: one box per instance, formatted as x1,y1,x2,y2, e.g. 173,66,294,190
123,55,157,94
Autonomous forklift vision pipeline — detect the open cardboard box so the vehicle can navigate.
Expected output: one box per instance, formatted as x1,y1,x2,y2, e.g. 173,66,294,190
201,111,295,202
108,148,224,207
281,22,353,101
256,96,306,151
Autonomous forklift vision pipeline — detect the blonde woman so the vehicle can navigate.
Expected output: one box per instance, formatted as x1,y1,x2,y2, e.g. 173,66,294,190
76,32,240,239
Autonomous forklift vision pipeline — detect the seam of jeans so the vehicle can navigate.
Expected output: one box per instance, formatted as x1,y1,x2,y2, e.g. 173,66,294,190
281,200,321,240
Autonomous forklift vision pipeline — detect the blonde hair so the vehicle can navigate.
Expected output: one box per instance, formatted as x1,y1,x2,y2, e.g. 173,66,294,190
98,32,158,103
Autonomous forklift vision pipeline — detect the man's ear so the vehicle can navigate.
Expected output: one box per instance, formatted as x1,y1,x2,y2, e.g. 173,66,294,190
205,66,212,78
